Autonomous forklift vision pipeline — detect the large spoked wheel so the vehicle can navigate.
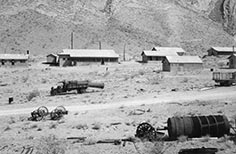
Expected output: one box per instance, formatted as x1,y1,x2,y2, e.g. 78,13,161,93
135,122,157,141
55,106,67,113
37,106,49,117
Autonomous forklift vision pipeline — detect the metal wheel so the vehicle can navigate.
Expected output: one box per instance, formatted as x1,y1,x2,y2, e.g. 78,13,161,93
135,122,157,141
31,110,43,121
37,106,49,117
55,106,67,113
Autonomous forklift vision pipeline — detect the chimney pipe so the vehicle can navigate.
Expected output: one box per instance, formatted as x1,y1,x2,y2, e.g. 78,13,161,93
27,50,29,55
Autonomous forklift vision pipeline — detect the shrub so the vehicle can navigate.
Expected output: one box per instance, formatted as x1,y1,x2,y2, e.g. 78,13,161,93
27,90,40,101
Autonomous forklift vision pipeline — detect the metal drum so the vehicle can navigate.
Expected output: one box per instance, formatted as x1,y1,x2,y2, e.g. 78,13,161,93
167,115,230,139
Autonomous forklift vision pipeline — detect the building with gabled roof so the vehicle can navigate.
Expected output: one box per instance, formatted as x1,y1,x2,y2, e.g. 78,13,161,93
46,54,59,66
0,54,29,67
152,47,186,56
207,47,236,56
141,50,178,62
162,56,203,72
58,49,119,66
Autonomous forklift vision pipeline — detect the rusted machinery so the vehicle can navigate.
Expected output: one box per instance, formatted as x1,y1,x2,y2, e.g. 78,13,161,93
29,106,68,121
135,115,230,141
213,71,236,86
50,80,104,96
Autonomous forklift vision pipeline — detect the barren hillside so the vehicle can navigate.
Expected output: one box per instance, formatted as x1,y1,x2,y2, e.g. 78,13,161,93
0,0,235,58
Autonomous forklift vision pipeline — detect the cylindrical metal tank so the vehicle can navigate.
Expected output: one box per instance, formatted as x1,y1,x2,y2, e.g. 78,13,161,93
167,115,230,139
88,82,105,89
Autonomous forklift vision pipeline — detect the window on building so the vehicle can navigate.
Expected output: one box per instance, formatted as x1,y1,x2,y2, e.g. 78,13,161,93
11,61,15,65
1,61,4,65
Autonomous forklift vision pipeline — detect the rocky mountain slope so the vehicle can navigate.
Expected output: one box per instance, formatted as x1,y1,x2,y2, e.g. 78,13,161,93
0,0,235,58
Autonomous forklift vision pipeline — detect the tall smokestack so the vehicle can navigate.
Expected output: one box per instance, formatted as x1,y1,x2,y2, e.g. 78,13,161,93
71,32,74,49
99,41,101,50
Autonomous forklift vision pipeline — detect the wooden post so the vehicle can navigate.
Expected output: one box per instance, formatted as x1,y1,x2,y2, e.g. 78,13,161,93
71,32,74,49
9,97,13,104
123,43,126,61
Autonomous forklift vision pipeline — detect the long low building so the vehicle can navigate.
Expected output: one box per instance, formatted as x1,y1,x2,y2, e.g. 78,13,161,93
0,54,29,67
58,49,119,66
162,56,203,72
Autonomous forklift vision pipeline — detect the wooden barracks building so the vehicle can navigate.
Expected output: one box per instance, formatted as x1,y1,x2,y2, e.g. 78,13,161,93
57,49,119,66
0,54,29,67
162,56,203,72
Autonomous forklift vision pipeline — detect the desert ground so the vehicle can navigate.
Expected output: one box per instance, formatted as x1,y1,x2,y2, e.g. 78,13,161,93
0,58,236,154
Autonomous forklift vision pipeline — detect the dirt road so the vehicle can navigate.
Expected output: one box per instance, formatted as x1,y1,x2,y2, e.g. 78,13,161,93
0,86,235,116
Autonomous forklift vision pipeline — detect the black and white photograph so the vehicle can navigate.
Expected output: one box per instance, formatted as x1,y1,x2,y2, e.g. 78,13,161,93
0,0,236,153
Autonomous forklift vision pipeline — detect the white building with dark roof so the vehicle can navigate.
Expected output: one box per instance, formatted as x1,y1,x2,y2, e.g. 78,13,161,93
0,54,29,67
162,56,203,72
58,49,119,66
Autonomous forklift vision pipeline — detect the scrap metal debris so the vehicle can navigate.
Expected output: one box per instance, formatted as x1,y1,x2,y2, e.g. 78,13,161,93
135,115,231,141
178,147,218,154
29,106,68,121
21,146,34,154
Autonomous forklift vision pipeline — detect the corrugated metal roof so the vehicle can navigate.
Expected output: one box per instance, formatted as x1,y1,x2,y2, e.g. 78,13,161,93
165,56,203,64
59,49,119,58
0,54,29,60
152,47,186,53
142,50,178,56
211,47,236,52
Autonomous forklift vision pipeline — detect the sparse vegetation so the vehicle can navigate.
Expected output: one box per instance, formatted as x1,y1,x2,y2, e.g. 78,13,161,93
26,90,40,101
36,135,66,154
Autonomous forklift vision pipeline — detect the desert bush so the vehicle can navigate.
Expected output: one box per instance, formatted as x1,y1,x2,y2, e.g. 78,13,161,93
92,122,101,130
49,123,57,129
4,126,11,131
36,135,66,154
74,123,88,130
138,70,145,75
27,90,40,101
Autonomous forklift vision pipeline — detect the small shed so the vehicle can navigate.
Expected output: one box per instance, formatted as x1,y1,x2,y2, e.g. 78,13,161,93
46,54,59,65
228,54,236,69
58,49,119,67
207,47,236,56
141,50,178,62
0,54,29,67
162,56,203,72
152,47,186,56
